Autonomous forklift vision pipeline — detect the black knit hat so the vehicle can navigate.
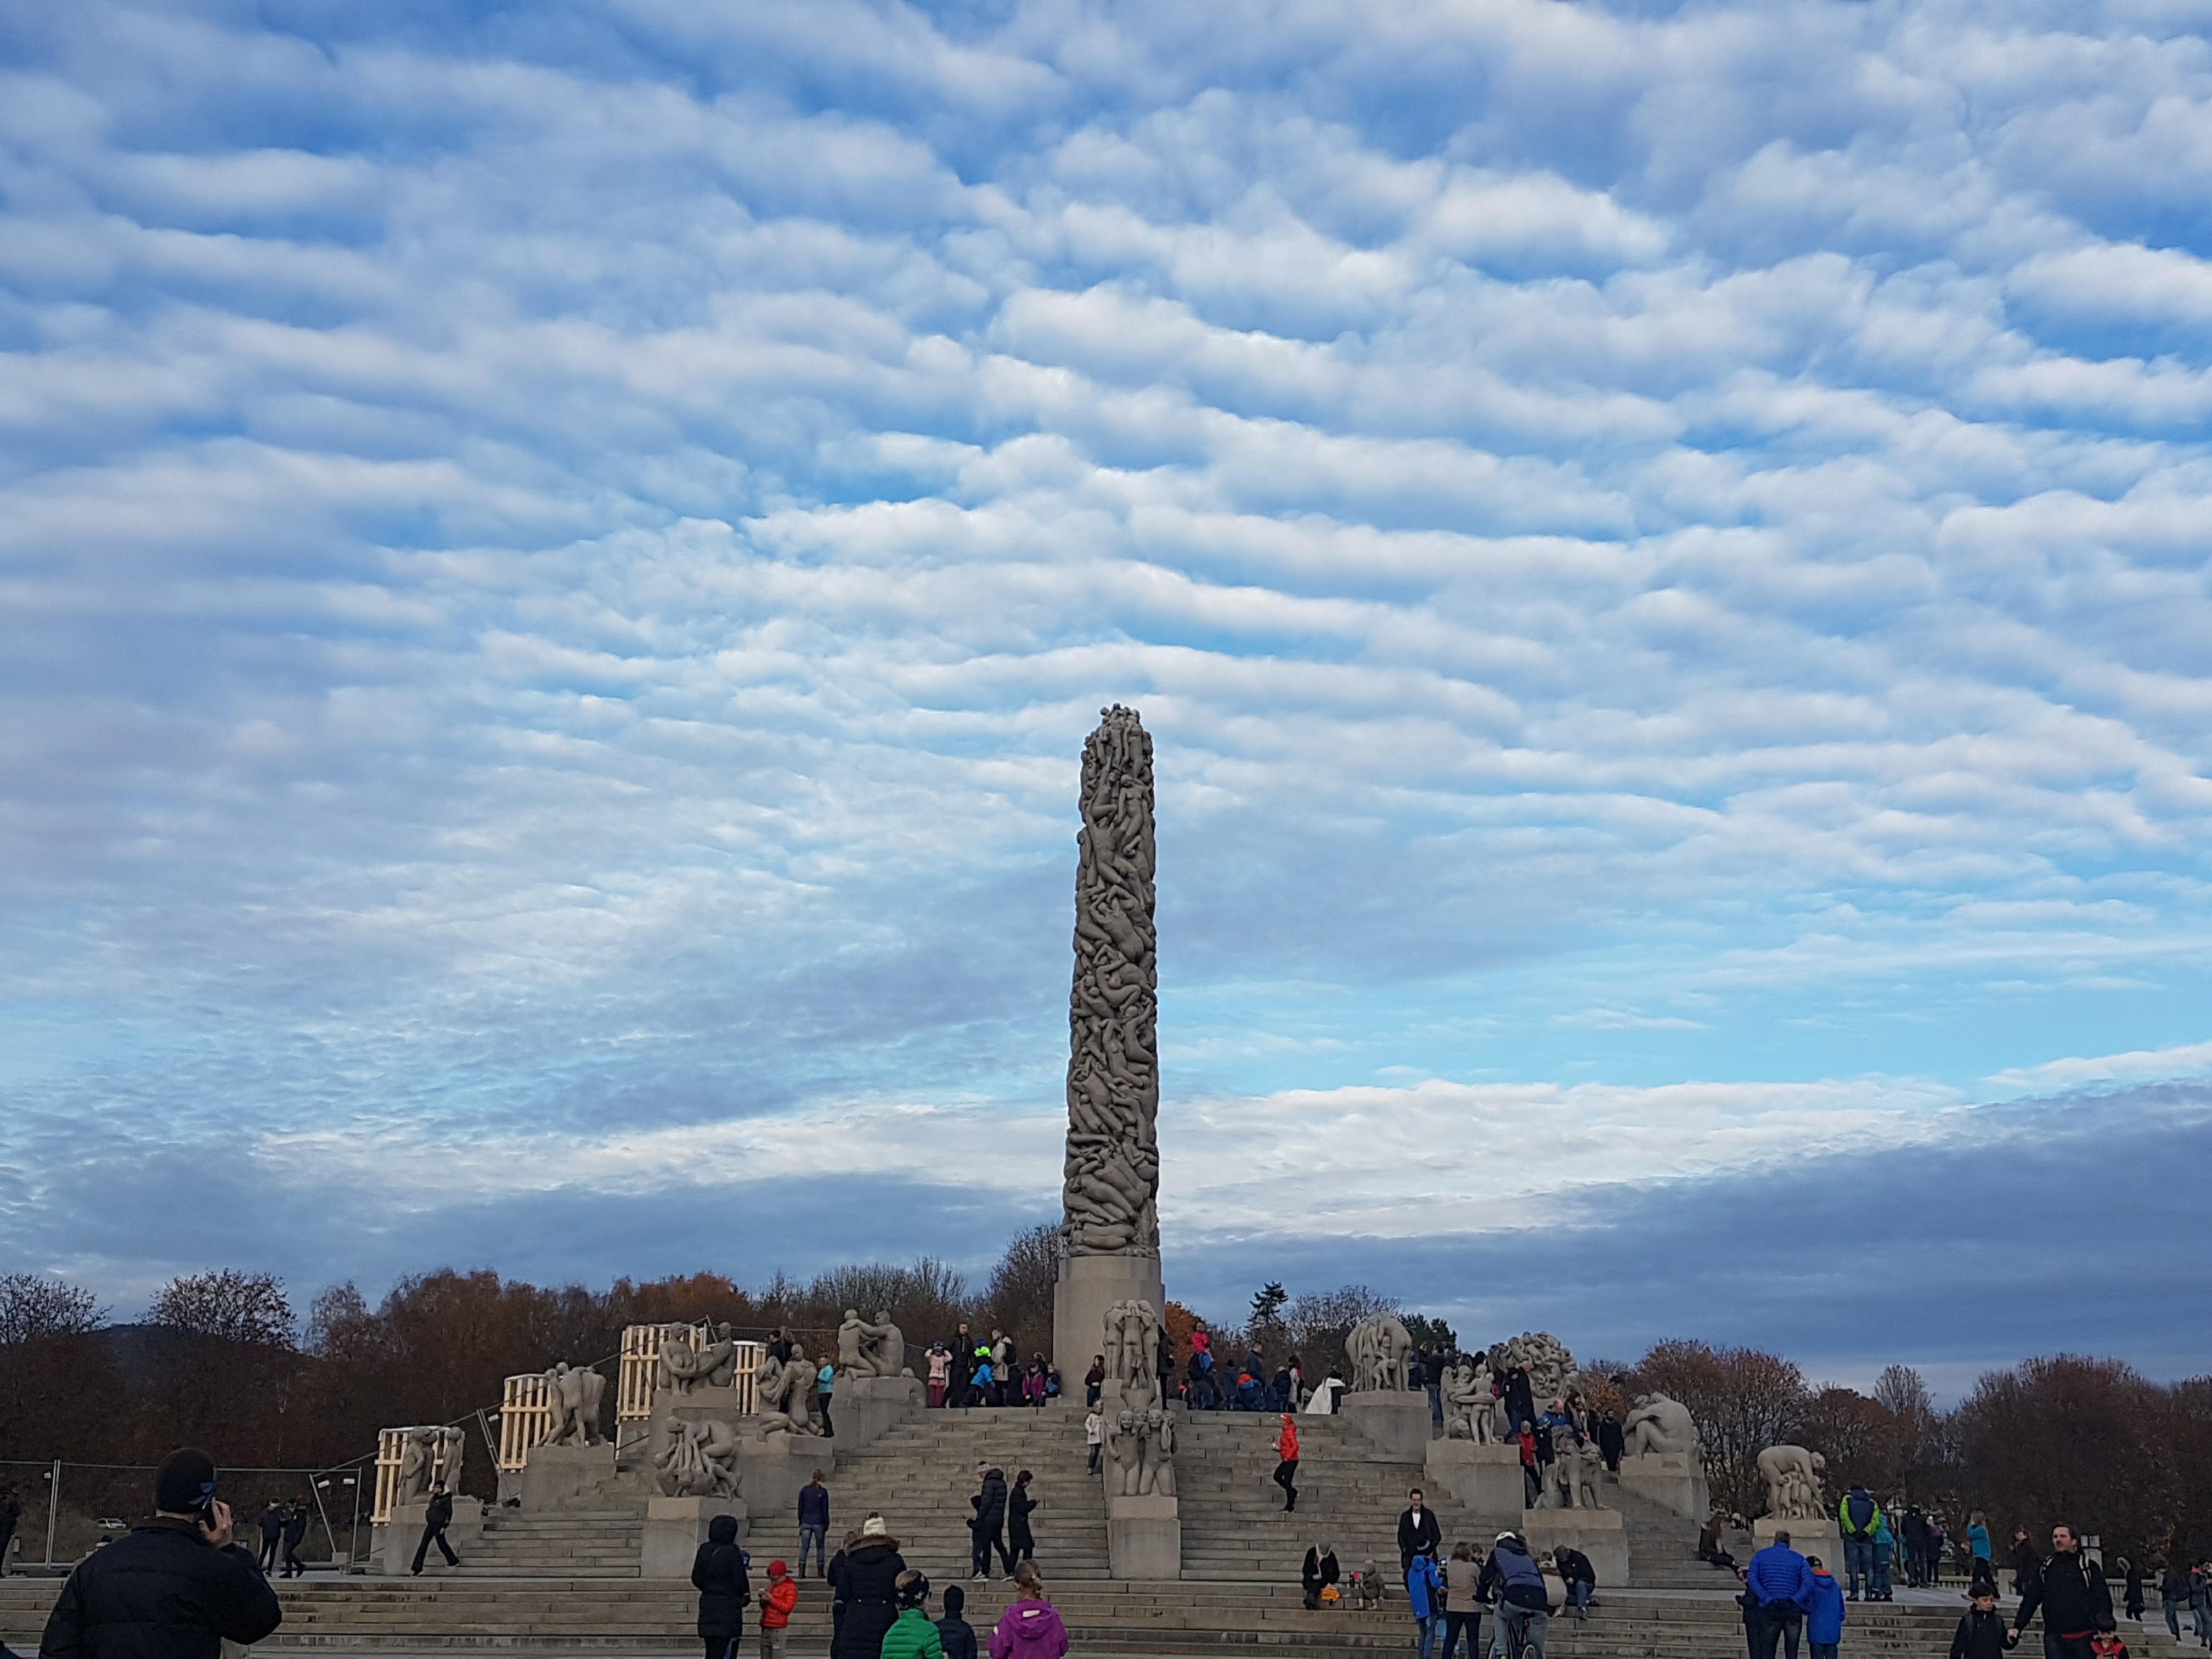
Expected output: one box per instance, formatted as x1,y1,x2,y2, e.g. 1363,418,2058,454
895,1568,930,1609
155,1448,219,1513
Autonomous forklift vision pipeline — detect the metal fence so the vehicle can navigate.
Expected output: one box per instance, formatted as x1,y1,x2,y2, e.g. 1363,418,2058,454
0,1459,373,1573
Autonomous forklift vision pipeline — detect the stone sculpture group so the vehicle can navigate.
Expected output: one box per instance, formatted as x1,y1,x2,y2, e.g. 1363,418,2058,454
541,1362,608,1447
1622,1392,1697,1458
1097,1298,1176,1498
653,1416,744,1498
394,1425,466,1502
754,1346,825,1436
1536,1437,1610,1510
1493,1331,1581,1402
1062,706,1163,1258
658,1325,744,1394
1758,1444,1828,1520
836,1309,907,1378
1441,1356,1498,1443
1345,1314,1415,1393
1107,1407,1178,1497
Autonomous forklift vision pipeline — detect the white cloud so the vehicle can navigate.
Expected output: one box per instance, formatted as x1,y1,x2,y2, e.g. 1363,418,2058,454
1986,1039,2212,1092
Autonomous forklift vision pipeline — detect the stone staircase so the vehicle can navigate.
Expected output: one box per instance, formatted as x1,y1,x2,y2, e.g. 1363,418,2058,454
460,1502,648,1578
12,1572,2201,1656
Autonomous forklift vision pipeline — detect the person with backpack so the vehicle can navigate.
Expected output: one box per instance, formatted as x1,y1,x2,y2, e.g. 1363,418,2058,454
1803,1555,1846,1659
1838,1486,1882,1601
1479,1531,1551,1659
1951,1583,2009,1659
1407,1547,1443,1659
2011,1523,2114,1659
1746,1528,1816,1659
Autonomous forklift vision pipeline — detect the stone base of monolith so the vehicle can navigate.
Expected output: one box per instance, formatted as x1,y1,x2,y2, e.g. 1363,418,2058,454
509,1442,639,1509
833,1375,924,1452
1424,1438,1523,1522
1616,1452,1708,1519
1105,1493,1180,1580
1053,1253,1165,1387
1754,1516,1843,1569
1523,1508,1628,1588
1341,1390,1434,1460
640,1495,746,1578
374,1500,485,1576
736,1436,826,1520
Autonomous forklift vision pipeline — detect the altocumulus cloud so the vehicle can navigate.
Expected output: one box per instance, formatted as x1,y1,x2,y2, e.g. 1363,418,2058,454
2,0,2211,1371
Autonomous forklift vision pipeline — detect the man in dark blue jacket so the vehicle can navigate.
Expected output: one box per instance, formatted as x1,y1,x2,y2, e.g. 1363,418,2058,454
797,1471,831,1578
1746,1530,1816,1659
1838,1487,1882,1600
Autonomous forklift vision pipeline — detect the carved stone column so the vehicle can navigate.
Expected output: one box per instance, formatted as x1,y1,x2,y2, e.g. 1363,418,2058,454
1052,706,1168,1373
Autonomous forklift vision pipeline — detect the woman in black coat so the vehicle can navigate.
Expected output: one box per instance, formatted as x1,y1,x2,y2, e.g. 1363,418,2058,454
832,1518,906,1659
1008,1471,1038,1564
691,1513,751,1659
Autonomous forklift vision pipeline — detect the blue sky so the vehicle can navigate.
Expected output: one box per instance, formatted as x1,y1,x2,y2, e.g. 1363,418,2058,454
3,0,2211,1388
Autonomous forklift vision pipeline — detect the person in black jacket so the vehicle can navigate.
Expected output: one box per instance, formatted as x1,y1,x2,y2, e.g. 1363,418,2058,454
2012,1525,2114,1659
1397,1490,1442,1571
409,1486,461,1577
691,1512,750,1659
1950,1586,2011,1659
934,1583,977,1659
40,1448,283,1659
1301,1542,1340,1610
969,1470,1012,1581
832,1515,905,1659
253,1505,283,1576
2012,1530,2039,1598
1007,1472,1037,1566
279,1501,309,1579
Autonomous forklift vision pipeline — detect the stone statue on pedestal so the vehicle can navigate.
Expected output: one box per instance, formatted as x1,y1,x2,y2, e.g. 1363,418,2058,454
1757,1446,1827,1520
1573,1438,1610,1510
542,1362,607,1447
1495,1332,1580,1402
1345,1315,1415,1392
755,1348,823,1436
1443,1358,1496,1443
1062,707,1161,1259
1622,1392,1698,1458
836,1310,905,1378
1108,1407,1176,1497
654,1417,743,1497
395,1425,464,1502
660,1326,743,1394
1101,1299,1162,1412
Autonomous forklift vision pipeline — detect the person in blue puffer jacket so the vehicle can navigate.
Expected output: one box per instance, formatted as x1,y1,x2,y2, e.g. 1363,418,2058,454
1747,1531,1816,1659
1804,1555,1847,1659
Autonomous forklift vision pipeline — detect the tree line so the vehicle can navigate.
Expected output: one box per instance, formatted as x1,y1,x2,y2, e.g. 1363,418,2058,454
4,1265,2208,1565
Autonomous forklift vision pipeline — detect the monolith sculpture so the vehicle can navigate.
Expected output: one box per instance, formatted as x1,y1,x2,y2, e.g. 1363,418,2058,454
1052,706,1168,1370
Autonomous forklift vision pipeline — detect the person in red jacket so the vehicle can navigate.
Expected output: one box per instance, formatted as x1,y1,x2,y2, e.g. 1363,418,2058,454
1273,1415,1301,1511
758,1559,798,1659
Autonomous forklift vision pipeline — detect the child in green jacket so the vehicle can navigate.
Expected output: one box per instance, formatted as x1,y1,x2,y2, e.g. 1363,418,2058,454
881,1571,944,1659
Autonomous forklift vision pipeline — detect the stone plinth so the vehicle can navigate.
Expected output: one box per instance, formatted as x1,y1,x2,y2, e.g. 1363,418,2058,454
1053,1254,1165,1391
1753,1516,1844,1572
1424,1438,1524,1523
1616,1451,1708,1520
512,1442,639,1509
736,1435,828,1521
1105,1493,1180,1581
376,1499,484,1577
1341,1389,1433,1460
831,1375,923,1453
1522,1508,1628,1589
640,1494,746,1579
654,1385,748,1425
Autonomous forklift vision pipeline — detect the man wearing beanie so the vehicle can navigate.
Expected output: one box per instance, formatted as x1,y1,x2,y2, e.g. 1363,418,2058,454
41,1448,283,1659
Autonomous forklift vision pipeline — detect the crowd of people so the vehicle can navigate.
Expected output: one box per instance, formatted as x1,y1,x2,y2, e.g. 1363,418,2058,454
923,1324,1061,1411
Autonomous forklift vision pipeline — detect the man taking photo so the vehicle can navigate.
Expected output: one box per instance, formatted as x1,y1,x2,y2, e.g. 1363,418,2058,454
41,1448,283,1659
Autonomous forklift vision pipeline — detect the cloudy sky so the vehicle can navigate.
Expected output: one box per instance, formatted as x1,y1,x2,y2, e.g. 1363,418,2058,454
4,0,2210,1389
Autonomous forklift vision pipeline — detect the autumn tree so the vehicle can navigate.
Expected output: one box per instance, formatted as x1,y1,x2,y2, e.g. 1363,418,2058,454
1630,1340,1808,1516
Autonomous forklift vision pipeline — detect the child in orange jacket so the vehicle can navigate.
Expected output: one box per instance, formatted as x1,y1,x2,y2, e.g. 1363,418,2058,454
758,1560,798,1659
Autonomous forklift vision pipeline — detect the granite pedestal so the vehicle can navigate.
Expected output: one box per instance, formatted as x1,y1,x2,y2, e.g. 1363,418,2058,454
1053,1254,1165,1392
1522,1507,1628,1588
831,1375,923,1453
1341,1390,1434,1461
1423,1438,1524,1523
1754,1516,1846,1573
640,1495,747,1579
511,1442,640,1509
1105,1493,1180,1581
1616,1451,1708,1520
736,1435,827,1521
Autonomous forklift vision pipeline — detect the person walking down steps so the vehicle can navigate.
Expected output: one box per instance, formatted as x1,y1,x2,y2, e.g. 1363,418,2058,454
1273,1414,1300,1512
970,1469,1015,1582
1008,1472,1038,1566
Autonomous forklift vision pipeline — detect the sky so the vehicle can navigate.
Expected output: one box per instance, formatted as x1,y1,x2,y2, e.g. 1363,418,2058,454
3,0,2211,1392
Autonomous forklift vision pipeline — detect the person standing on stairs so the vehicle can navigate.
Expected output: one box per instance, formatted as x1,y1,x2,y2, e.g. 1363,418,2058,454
834,1515,907,1659
1085,1405,1103,1475
1272,1414,1300,1512
817,1358,837,1437
935,1582,978,1659
1398,1488,1441,1572
691,1512,751,1659
987,1562,1067,1659
1008,1471,1038,1565
879,1570,944,1659
798,1471,831,1579
758,1561,797,1659
1408,1545,1444,1659
1440,1543,1483,1659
